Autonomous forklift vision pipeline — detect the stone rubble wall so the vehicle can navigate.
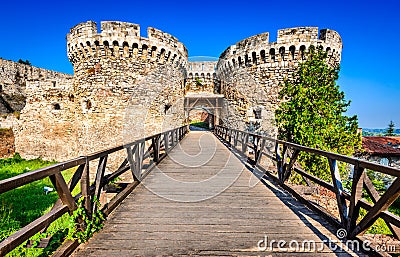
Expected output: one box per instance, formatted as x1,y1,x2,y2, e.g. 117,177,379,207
0,58,72,113
217,27,342,136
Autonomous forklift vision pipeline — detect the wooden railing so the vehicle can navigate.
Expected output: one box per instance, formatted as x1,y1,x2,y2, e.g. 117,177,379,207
0,125,188,256
214,125,400,239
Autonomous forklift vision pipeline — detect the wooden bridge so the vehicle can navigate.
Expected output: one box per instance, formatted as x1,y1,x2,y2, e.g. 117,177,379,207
1,126,400,256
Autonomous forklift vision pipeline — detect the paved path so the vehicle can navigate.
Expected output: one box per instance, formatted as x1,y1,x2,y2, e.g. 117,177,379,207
73,131,367,256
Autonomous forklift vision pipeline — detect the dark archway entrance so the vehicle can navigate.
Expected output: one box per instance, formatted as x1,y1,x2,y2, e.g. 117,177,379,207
184,94,224,129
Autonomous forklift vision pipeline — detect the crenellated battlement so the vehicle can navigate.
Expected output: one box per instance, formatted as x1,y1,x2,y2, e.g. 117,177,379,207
67,21,188,73
217,27,342,76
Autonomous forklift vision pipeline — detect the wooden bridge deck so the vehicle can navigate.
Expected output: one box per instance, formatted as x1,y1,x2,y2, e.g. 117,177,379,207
73,131,367,256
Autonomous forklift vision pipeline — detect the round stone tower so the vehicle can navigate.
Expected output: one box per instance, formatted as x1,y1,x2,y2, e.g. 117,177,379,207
15,21,189,162
216,27,342,136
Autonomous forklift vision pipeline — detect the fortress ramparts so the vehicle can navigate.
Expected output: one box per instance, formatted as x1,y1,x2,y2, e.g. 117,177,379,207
1,22,342,164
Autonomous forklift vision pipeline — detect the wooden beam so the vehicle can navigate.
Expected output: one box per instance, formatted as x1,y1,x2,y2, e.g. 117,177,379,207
351,177,400,237
328,157,348,227
80,158,91,214
0,157,85,194
126,144,139,181
93,155,108,213
50,172,77,213
0,205,68,256
282,149,300,182
347,162,364,233
363,174,400,239
67,164,85,192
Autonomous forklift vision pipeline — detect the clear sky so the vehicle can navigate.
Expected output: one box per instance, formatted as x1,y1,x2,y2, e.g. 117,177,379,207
1,0,399,129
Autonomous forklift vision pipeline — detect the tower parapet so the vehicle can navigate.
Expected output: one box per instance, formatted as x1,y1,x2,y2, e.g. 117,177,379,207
67,21,188,80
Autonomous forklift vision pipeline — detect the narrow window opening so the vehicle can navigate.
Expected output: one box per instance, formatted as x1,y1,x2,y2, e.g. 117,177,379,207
269,48,275,61
289,45,295,60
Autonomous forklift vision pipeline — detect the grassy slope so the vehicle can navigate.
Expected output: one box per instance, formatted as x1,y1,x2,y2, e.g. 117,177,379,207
0,154,76,256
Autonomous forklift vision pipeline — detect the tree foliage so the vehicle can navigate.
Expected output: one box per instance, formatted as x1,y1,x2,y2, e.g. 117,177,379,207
17,59,31,65
275,46,361,181
385,120,396,136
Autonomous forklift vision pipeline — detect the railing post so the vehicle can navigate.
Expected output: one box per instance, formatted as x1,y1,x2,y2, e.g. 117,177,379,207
93,155,108,214
242,132,248,153
328,158,348,228
276,144,287,183
126,144,140,181
81,158,92,215
152,135,160,163
164,131,169,153
347,161,364,234
255,138,266,166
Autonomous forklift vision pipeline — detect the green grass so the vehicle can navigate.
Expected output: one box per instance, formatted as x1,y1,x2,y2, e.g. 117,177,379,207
190,120,210,129
0,153,77,257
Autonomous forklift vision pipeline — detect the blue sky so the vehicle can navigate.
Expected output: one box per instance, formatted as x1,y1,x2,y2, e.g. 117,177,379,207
1,0,399,128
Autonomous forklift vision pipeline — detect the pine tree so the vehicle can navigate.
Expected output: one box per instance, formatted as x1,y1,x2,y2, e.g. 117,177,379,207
275,46,361,181
385,120,396,136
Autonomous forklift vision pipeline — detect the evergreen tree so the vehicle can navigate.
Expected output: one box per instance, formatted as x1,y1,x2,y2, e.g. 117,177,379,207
275,46,361,181
385,120,396,136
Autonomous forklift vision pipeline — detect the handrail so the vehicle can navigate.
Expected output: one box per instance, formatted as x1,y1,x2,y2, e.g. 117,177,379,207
0,125,189,256
214,125,400,240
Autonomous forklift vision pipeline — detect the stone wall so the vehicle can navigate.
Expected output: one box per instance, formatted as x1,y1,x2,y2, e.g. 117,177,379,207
0,58,72,114
14,21,188,163
186,62,218,94
216,27,342,136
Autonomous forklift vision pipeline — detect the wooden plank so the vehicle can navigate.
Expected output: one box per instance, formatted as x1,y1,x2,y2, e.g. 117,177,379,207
52,239,79,257
363,174,381,204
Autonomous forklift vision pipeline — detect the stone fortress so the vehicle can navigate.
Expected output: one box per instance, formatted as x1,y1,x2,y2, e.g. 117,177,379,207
0,21,342,161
